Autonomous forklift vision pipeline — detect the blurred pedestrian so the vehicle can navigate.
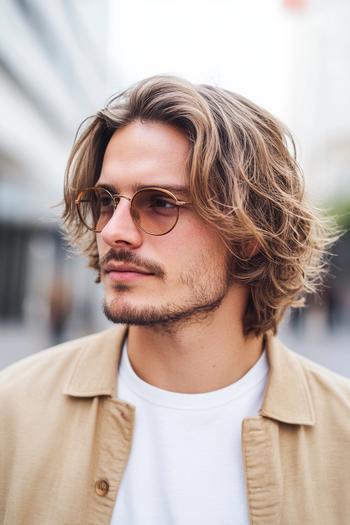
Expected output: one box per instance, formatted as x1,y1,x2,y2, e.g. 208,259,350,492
48,273,72,344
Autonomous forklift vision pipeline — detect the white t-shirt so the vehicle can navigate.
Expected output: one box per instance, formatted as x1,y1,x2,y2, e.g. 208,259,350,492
111,342,269,525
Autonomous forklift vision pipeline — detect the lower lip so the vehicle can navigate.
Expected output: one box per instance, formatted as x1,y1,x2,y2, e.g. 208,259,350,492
106,271,152,282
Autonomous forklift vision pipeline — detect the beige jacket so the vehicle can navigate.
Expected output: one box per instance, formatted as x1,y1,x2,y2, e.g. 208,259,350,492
0,326,350,525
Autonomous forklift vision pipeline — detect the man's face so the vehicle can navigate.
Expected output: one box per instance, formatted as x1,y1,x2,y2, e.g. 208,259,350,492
96,120,234,327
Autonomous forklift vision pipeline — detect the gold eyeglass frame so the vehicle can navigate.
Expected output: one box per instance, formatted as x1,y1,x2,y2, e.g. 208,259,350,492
75,186,191,236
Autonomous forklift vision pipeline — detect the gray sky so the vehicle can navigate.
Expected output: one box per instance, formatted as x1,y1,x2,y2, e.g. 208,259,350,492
107,0,350,201
108,0,296,122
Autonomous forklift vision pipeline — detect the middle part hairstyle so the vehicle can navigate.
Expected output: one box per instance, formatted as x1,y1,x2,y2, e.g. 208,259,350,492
63,75,335,336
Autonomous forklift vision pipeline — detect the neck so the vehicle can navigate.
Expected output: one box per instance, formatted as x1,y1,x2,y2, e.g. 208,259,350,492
127,286,264,394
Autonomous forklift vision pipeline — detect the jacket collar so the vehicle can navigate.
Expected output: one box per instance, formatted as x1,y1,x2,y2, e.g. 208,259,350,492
260,332,315,426
63,326,128,398
64,325,315,426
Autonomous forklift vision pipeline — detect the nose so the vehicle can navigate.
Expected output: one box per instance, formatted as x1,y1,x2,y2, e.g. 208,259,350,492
99,197,143,248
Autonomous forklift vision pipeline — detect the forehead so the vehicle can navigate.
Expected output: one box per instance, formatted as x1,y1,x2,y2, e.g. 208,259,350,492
98,120,191,191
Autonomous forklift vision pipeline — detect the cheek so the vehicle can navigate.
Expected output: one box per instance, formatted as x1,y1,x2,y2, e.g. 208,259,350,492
96,235,105,256
157,219,226,270
184,217,227,257
96,235,113,264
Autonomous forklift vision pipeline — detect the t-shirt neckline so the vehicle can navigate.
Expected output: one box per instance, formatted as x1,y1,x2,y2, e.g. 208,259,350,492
118,340,269,411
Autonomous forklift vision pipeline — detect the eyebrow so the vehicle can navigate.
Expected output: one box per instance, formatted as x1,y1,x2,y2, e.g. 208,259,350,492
95,182,190,197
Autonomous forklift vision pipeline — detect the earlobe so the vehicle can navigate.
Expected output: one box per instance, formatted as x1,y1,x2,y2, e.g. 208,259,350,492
243,241,260,259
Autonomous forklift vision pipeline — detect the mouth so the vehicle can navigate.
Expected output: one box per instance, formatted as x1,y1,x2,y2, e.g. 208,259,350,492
102,263,154,282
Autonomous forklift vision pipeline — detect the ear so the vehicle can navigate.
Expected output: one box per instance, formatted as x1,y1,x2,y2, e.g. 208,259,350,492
242,241,260,259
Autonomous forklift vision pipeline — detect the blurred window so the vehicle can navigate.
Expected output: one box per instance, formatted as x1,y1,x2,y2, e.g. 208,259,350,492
0,223,30,320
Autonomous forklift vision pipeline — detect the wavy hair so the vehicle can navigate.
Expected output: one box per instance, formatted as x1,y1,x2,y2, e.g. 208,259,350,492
62,75,338,336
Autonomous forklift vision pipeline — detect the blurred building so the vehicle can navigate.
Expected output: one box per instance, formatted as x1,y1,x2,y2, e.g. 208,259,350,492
0,0,111,365
284,0,350,204
0,0,349,371
282,0,350,334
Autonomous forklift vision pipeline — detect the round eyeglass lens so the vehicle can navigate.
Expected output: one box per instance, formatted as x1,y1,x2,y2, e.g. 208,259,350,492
77,188,114,232
131,189,179,235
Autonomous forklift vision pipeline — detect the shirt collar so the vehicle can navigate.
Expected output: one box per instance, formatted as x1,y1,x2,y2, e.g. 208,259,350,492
64,326,315,426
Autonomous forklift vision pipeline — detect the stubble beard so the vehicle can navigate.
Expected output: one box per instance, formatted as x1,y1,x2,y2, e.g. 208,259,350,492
102,255,234,330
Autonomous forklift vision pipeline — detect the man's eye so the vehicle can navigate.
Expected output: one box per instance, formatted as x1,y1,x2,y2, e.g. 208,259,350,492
100,196,113,207
150,197,176,208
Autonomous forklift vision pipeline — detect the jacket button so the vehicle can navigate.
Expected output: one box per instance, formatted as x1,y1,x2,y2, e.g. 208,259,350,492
95,479,109,496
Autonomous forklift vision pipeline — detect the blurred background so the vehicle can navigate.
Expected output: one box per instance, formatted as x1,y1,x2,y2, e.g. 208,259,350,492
0,0,349,373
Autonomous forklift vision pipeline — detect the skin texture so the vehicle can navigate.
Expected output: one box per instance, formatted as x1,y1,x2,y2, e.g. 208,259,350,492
96,120,263,393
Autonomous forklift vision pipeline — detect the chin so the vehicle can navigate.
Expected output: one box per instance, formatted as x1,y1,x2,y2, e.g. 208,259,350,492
103,299,163,326
103,290,226,327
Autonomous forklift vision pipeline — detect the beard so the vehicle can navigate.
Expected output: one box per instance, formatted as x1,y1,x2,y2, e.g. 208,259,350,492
102,251,235,330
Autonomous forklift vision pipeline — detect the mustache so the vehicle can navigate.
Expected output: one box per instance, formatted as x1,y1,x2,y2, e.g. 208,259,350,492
99,249,165,278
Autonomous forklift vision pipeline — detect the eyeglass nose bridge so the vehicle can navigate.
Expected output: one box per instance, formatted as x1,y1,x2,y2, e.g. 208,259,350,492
109,193,138,226
112,193,132,206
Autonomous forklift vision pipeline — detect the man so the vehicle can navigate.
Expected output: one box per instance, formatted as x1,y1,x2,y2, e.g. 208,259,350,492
0,76,349,525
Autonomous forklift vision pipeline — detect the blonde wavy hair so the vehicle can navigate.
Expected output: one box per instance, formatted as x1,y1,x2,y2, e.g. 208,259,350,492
63,75,337,336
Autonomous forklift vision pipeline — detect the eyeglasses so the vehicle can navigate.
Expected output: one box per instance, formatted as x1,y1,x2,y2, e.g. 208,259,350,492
75,186,191,236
